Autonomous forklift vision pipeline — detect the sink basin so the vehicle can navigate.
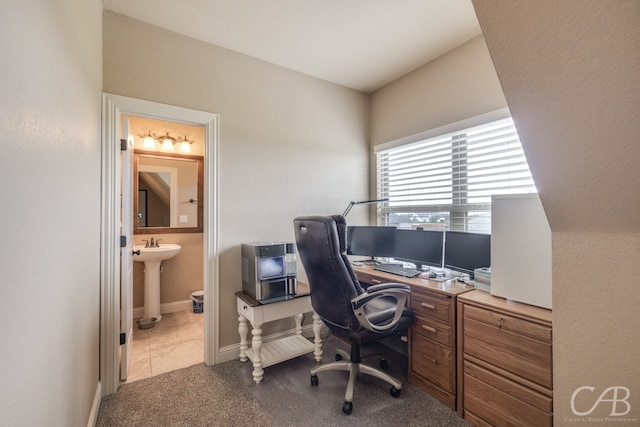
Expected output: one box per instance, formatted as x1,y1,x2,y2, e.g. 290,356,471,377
132,243,181,322
133,244,181,262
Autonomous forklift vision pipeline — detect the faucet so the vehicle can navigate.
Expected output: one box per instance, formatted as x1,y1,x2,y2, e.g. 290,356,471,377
146,237,161,248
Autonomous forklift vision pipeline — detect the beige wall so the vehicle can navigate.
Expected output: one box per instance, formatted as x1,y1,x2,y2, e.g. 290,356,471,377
0,1,103,425
473,0,640,424
370,35,508,146
103,11,370,346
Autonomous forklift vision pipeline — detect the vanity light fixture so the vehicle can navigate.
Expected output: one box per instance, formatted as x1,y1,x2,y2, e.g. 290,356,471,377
139,131,195,152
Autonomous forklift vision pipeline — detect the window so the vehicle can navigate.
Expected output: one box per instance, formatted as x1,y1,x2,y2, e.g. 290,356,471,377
376,117,536,234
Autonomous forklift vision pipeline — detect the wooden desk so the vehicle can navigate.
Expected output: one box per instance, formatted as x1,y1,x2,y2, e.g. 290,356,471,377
236,282,323,383
352,264,474,410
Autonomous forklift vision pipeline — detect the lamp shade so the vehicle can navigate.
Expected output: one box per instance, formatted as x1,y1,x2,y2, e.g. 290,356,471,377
179,140,192,153
143,135,155,149
162,138,174,150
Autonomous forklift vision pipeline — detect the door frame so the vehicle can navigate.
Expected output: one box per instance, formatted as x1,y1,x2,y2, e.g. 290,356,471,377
100,93,219,396
120,117,134,381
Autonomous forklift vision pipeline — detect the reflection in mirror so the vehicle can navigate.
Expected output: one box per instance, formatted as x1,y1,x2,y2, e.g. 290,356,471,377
138,170,174,227
134,150,203,234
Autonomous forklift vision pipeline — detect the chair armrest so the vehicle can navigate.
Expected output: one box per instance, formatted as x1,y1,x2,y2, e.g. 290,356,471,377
351,285,411,332
364,283,411,294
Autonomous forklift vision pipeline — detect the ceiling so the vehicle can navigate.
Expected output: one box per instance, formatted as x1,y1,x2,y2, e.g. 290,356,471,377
103,0,482,93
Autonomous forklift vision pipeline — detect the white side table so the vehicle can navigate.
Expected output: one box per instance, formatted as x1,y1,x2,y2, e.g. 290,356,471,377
236,282,323,383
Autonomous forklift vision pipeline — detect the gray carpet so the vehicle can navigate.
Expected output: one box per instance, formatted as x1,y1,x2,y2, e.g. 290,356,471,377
97,335,469,426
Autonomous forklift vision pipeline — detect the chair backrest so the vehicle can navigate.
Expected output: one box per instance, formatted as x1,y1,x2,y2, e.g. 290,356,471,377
293,215,365,333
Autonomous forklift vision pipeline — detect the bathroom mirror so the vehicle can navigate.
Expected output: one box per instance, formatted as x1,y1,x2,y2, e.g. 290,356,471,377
134,150,203,234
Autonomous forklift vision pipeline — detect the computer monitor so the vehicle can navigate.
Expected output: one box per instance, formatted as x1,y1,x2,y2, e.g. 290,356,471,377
444,231,491,278
346,226,396,261
394,229,444,269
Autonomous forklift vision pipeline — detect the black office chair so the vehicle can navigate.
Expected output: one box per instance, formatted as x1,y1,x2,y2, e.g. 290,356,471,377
293,215,415,414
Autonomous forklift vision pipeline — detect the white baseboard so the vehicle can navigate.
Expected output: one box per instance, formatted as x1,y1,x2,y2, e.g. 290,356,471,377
216,324,317,364
133,299,192,319
87,381,101,427
218,343,242,363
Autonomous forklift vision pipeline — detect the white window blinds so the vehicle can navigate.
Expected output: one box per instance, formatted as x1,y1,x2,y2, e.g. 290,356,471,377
376,117,536,233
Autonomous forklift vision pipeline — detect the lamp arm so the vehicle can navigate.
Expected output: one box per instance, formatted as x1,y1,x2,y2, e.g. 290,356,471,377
342,202,356,217
341,198,389,217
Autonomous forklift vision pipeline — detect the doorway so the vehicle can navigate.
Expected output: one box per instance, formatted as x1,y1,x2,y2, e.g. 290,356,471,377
100,93,220,396
126,115,206,382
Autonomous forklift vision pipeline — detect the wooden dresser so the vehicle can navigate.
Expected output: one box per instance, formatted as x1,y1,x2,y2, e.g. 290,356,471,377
457,290,553,426
353,265,473,410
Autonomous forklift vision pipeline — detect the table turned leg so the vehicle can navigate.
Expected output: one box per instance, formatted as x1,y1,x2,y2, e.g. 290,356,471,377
251,323,264,383
312,312,323,362
238,315,249,362
294,313,303,335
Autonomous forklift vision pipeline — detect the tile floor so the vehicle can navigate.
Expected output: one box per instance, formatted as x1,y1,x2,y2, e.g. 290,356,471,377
125,310,204,384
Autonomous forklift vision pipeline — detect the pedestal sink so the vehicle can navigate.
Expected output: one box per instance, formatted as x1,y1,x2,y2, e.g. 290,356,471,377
133,244,181,322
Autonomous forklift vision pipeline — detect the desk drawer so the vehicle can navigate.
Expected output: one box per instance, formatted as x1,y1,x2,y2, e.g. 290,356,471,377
413,315,452,346
463,360,552,426
411,290,452,324
463,316,552,388
465,305,551,342
410,333,454,393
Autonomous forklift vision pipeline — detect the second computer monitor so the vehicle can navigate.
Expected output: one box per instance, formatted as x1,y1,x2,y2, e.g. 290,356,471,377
394,229,444,269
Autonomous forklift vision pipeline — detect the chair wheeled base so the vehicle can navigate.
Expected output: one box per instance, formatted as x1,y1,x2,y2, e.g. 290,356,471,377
310,346,402,414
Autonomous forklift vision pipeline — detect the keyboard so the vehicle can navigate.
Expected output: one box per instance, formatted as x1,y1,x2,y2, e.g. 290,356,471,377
373,263,421,278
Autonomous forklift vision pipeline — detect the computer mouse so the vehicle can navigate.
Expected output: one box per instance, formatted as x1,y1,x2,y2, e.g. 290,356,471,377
418,271,438,279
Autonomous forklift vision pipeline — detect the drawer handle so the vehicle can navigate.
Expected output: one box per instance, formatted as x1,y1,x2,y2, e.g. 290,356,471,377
420,302,436,310
421,325,437,334
422,355,438,364
490,312,505,329
372,279,383,284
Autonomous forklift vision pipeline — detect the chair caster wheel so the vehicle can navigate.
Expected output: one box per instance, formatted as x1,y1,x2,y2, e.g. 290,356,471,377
310,375,319,386
390,386,401,398
379,359,388,370
342,401,353,415
335,353,343,361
